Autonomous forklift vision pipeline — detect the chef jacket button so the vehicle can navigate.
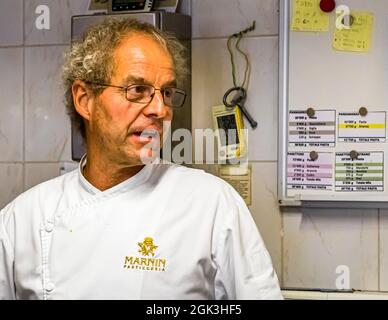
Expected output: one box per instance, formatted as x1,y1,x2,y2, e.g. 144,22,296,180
45,222,54,232
46,282,55,292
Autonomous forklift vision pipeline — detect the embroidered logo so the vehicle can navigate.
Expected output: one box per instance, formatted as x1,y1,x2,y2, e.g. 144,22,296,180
138,237,158,257
124,237,166,272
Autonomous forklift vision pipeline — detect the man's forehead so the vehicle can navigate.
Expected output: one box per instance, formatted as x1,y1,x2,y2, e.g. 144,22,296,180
114,33,172,61
113,37,173,63
121,74,177,86
111,35,175,84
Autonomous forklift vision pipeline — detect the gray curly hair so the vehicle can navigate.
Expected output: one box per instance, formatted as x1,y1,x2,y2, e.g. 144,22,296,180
62,17,188,139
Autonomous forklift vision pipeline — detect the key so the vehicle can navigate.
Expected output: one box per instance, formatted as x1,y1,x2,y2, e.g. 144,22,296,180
223,87,258,129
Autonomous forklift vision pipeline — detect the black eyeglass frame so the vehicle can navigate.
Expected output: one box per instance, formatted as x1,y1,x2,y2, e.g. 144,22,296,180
86,82,187,108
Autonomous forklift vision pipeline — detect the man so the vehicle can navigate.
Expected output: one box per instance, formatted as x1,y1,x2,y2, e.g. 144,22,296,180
0,18,282,300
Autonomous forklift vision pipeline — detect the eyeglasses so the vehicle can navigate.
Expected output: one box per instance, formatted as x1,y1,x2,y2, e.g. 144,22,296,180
88,82,187,108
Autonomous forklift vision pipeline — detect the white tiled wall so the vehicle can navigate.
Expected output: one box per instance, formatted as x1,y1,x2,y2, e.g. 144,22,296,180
0,0,23,46
0,1,86,209
191,0,384,292
0,0,385,292
192,0,283,285
24,0,90,45
24,163,61,190
0,164,23,208
282,209,379,290
379,211,388,291
192,37,278,161
249,162,282,278
24,45,71,162
192,0,278,38
0,48,23,162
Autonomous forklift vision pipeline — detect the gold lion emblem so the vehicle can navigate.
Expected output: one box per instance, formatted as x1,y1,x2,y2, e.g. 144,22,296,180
138,237,158,257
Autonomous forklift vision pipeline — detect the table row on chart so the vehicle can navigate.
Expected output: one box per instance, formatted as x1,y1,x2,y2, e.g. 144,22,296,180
287,151,384,191
289,110,386,146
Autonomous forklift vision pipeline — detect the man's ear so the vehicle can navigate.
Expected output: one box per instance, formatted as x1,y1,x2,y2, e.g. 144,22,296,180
72,80,94,121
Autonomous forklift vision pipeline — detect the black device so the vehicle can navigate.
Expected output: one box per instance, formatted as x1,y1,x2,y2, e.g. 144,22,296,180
108,0,154,13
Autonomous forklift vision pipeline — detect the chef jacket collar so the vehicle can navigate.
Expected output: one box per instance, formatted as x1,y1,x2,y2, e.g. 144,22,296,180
78,154,159,196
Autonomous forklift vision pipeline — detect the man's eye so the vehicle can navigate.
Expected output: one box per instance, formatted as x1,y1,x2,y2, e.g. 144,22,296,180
128,85,148,95
163,88,173,98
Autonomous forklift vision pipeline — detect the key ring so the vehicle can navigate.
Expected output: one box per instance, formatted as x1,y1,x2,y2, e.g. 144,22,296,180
223,86,258,129
223,87,246,109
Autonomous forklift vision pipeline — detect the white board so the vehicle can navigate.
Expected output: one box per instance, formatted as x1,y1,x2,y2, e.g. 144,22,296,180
278,0,388,207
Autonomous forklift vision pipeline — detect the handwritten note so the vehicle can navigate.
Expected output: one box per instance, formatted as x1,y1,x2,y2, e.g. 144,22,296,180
333,12,374,52
292,0,329,32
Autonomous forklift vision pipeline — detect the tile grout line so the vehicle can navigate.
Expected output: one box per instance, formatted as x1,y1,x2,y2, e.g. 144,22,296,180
0,36,282,48
0,43,71,49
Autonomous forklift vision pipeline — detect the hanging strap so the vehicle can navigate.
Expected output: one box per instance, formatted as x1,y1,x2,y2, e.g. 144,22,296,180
226,21,256,90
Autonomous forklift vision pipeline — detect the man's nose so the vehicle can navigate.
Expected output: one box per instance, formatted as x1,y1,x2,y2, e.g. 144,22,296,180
142,90,170,119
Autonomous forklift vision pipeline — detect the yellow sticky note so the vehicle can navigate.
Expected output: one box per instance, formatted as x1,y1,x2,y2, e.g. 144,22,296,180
333,12,374,53
291,0,329,32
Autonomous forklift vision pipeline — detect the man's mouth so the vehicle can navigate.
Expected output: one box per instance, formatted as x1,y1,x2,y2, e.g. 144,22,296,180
130,129,161,143
132,130,159,137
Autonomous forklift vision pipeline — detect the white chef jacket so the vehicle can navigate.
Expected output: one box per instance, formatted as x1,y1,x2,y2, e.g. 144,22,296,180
0,157,282,300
